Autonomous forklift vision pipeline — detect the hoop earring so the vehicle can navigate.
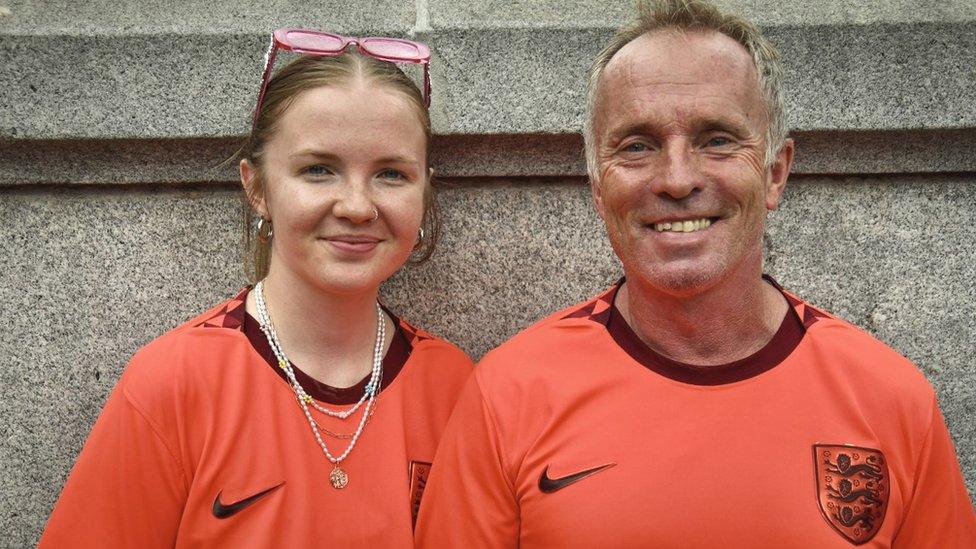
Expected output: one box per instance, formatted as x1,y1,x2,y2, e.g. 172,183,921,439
257,218,273,243
414,227,425,250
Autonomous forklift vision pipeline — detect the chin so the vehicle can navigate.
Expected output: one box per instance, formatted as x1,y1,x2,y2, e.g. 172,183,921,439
308,250,411,295
309,268,388,297
630,260,727,297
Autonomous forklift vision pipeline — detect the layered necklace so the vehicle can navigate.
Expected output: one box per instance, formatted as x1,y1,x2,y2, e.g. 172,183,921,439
254,280,385,489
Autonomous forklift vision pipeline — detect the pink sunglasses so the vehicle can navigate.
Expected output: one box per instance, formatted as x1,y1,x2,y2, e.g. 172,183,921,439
253,28,432,125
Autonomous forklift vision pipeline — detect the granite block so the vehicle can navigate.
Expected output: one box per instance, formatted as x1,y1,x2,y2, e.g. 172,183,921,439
0,32,271,140
0,0,416,141
0,0,415,34
2,175,975,544
0,186,245,546
774,22,976,132
425,21,976,135
423,26,607,135
3,3,974,139
428,0,976,28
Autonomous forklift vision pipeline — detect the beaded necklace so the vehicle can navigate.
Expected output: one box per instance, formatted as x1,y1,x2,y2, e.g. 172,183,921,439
254,280,385,489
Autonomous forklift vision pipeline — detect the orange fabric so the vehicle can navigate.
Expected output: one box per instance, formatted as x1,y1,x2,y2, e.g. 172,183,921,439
41,289,472,548
416,282,975,548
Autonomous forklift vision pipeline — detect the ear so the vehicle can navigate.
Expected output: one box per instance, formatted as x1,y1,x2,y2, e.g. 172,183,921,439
590,174,607,220
240,159,269,218
765,138,794,211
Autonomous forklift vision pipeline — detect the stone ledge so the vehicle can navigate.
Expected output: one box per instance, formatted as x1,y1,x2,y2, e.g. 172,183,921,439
3,128,974,186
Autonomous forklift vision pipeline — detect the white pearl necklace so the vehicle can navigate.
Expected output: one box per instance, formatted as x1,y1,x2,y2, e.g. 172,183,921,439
254,280,385,489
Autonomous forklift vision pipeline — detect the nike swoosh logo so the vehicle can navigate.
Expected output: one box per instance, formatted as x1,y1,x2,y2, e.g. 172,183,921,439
538,463,616,493
212,482,285,519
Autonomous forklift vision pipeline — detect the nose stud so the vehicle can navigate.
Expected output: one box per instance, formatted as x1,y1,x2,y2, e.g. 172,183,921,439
370,207,379,221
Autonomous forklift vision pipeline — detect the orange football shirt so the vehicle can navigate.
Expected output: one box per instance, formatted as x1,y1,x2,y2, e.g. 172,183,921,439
416,278,975,548
41,288,472,548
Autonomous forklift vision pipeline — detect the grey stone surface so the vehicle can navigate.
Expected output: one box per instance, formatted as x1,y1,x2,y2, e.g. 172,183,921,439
1,32,273,140
427,22,976,135
2,1,974,140
774,22,976,132
790,130,976,175
430,134,587,177
2,175,975,545
0,0,415,34
428,0,976,27
0,185,245,546
0,138,243,185
0,0,416,141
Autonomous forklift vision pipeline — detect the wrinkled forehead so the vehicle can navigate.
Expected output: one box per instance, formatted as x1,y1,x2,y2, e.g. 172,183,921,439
596,29,764,118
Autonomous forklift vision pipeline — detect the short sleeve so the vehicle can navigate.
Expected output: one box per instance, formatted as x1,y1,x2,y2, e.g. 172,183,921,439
38,377,188,548
415,373,519,548
893,397,976,547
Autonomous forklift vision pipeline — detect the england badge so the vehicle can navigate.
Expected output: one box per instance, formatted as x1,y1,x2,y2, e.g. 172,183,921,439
813,444,889,544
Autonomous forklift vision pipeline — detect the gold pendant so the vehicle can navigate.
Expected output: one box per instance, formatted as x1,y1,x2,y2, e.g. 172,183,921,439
330,465,349,489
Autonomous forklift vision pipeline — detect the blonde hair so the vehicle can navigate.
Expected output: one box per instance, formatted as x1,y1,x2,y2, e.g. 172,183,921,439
584,0,787,181
241,53,439,282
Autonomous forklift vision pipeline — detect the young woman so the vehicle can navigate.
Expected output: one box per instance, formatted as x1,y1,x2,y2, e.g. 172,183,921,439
40,30,472,548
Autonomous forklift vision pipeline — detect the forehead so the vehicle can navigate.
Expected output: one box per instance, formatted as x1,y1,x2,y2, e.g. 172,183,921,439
596,29,764,132
273,82,427,153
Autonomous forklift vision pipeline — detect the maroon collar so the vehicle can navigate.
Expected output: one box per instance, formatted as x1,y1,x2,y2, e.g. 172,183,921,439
603,276,805,386
192,286,417,404
242,308,412,405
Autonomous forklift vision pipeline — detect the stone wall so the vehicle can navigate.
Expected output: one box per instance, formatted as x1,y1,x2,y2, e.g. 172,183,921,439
1,0,974,545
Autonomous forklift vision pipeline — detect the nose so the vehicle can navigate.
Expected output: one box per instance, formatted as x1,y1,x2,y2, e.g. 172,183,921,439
649,141,701,200
332,177,377,223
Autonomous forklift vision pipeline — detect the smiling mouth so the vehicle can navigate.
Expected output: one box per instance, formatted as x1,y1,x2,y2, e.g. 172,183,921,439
651,218,715,233
327,236,380,244
324,236,381,253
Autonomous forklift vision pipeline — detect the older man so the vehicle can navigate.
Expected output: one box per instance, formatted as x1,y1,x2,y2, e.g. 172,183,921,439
416,0,976,546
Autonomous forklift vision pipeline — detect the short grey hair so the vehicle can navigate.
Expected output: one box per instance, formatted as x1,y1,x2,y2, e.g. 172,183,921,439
583,0,788,182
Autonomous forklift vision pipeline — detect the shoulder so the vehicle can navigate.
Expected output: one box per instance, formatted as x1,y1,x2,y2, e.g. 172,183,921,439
121,289,253,400
397,316,474,378
786,290,935,404
390,316,474,413
475,286,617,383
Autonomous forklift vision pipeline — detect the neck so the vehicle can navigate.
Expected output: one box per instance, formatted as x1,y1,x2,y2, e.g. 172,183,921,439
246,267,390,388
618,264,787,366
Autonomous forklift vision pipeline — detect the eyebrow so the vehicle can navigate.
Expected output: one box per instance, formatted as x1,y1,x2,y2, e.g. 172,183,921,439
605,116,751,143
289,149,421,167
697,117,750,135
372,155,421,166
606,122,656,144
289,149,340,161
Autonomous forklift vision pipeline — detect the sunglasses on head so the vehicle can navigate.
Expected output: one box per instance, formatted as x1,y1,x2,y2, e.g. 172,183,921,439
253,28,432,126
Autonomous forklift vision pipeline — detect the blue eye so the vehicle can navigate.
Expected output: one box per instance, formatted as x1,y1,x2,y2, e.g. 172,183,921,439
624,142,648,153
304,164,333,176
378,169,405,180
706,137,731,147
